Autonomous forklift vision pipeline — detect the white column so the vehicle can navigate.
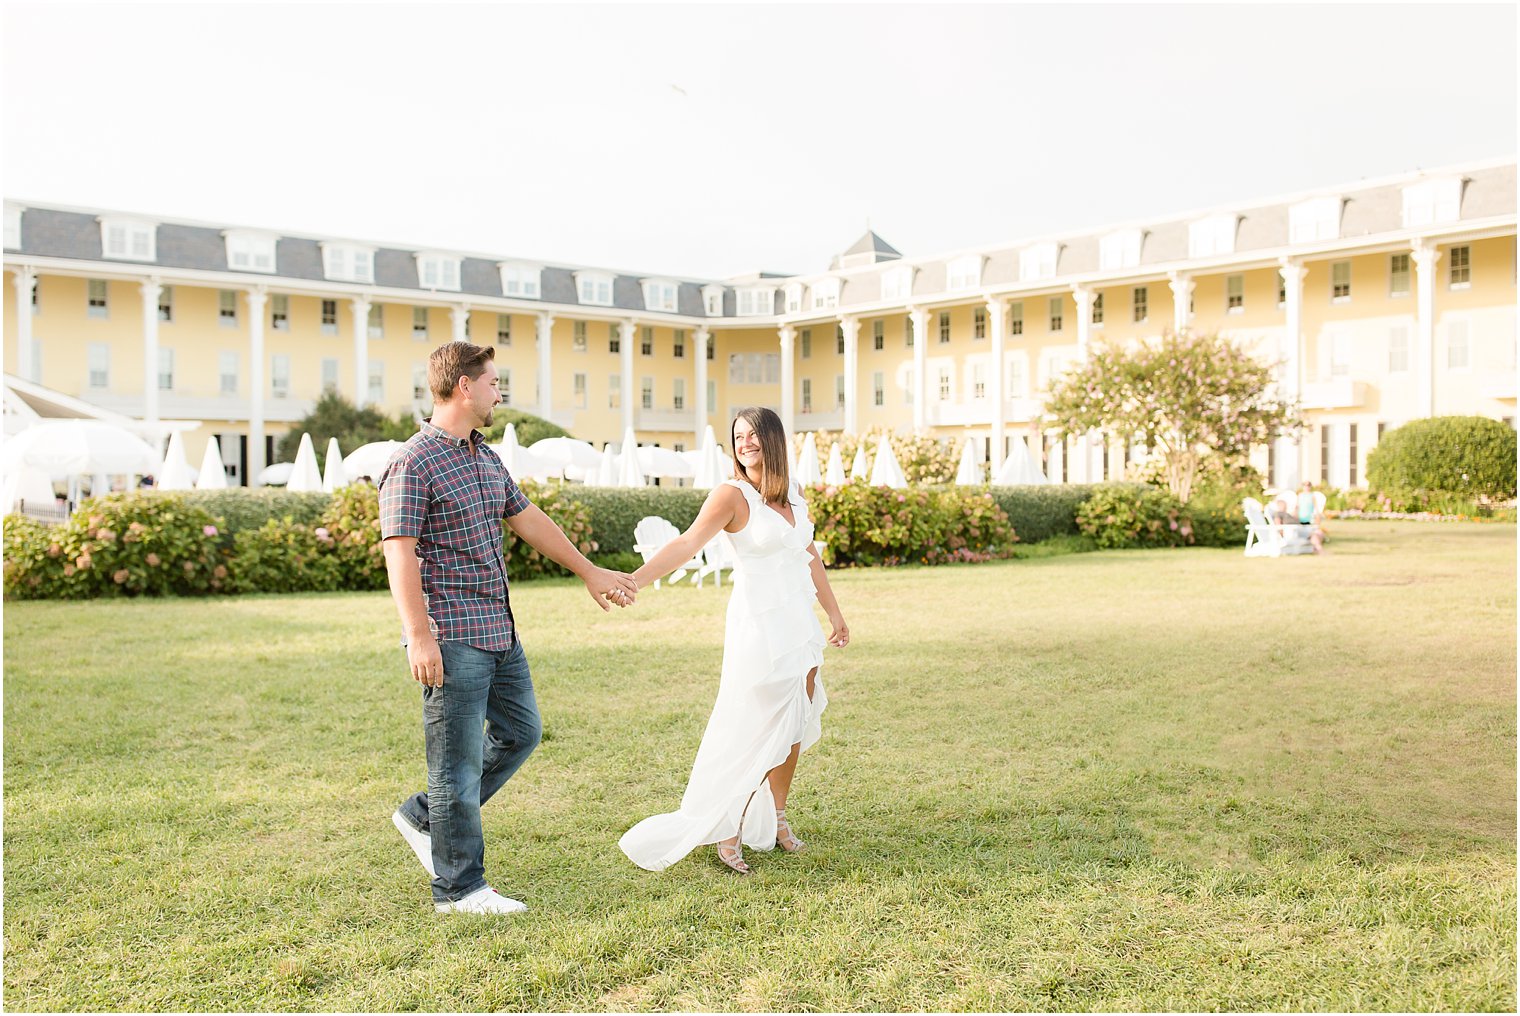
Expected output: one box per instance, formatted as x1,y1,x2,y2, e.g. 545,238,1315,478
536,312,555,421
1279,259,1307,486
840,316,860,435
12,267,35,381
1412,240,1441,418
139,279,162,427
618,320,636,432
987,297,1007,471
1072,285,1094,361
246,288,268,488
778,325,796,436
451,304,469,345
1168,273,1194,334
694,326,711,447
909,307,928,432
351,297,371,408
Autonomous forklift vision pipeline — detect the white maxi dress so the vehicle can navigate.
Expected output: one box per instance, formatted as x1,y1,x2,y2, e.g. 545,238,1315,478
620,478,829,871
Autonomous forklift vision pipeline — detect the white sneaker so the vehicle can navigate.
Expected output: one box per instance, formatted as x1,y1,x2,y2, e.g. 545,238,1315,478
391,809,436,878
434,885,528,915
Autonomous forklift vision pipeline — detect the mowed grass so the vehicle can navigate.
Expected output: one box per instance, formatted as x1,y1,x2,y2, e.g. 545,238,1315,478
3,521,1515,1011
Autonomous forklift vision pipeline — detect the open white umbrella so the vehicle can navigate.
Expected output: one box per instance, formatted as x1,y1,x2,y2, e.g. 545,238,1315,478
616,427,645,487
157,431,196,491
795,432,822,487
637,445,695,479
1,420,161,477
850,442,870,482
287,434,324,493
993,438,1048,485
258,462,295,486
955,437,984,486
2,465,57,513
196,436,228,490
343,440,406,481
869,436,908,488
825,442,846,485
528,437,602,475
322,437,350,492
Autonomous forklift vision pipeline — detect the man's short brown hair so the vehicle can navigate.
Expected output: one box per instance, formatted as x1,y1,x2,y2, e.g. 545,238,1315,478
428,342,495,402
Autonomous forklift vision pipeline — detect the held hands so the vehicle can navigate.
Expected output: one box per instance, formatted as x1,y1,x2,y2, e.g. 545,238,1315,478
826,614,850,648
407,631,445,687
585,567,639,611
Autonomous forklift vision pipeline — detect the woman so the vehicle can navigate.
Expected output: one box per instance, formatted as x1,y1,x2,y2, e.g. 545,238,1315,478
619,407,849,874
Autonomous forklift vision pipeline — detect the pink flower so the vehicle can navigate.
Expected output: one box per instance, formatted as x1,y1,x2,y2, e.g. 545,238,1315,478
315,527,331,540
75,554,92,570
146,553,161,567
46,543,61,558
213,565,228,579
203,525,219,537
97,529,116,543
113,569,130,584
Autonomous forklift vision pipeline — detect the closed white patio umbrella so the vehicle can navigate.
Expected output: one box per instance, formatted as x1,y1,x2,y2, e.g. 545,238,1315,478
869,436,908,488
287,434,324,493
849,442,870,482
157,431,196,491
993,438,1048,485
616,427,645,487
825,442,847,485
795,432,822,487
955,437,984,485
322,437,350,492
196,436,229,490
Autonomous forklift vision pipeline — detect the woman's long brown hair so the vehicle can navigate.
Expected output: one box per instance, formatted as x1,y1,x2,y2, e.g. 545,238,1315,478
731,407,791,504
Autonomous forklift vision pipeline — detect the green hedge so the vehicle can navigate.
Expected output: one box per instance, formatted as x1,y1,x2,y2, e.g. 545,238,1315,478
566,486,710,555
809,484,1016,566
986,485,1111,544
177,489,332,533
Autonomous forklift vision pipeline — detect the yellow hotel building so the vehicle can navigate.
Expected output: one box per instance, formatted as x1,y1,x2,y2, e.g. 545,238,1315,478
3,156,1515,489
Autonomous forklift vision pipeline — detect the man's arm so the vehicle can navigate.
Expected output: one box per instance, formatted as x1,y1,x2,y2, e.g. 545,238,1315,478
382,537,444,687
506,504,639,610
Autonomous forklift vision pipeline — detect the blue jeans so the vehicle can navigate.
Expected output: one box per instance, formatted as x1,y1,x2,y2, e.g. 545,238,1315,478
396,638,542,902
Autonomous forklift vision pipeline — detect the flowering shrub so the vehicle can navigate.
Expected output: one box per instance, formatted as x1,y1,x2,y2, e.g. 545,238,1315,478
504,481,597,580
229,520,343,594
318,483,387,590
807,483,1016,566
3,494,228,599
1075,485,1191,549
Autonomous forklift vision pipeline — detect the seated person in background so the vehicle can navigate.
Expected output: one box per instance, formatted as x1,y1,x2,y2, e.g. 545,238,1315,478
1269,498,1297,526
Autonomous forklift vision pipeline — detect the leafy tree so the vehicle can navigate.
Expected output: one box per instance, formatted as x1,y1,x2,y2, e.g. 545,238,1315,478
1044,330,1298,502
1366,416,1517,501
276,392,417,467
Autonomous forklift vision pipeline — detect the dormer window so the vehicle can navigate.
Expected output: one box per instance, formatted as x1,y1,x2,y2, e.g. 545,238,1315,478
642,279,678,313
499,263,541,299
417,253,462,292
576,271,614,306
811,278,840,311
1019,243,1058,282
1402,177,1463,228
880,266,913,302
4,203,22,249
1188,214,1238,258
1099,229,1142,271
1289,197,1342,243
784,283,804,313
322,242,375,284
99,216,157,262
702,284,725,316
736,287,774,317
224,230,277,273
947,255,982,291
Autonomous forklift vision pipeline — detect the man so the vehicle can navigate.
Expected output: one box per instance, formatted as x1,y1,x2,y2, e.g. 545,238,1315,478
379,341,637,916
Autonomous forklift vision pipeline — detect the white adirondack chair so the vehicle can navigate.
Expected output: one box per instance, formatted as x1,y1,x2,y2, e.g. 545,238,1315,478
633,516,703,588
697,532,737,587
1243,497,1313,558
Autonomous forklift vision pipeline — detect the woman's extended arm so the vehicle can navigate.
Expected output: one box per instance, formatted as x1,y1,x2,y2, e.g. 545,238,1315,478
805,505,849,648
632,484,745,589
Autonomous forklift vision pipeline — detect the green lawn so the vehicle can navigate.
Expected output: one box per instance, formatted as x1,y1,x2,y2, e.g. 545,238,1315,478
4,522,1515,1011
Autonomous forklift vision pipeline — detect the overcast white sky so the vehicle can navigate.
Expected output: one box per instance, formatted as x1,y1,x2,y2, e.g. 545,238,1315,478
4,3,1515,280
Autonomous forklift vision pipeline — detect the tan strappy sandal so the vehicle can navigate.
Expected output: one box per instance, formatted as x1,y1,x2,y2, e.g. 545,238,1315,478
775,809,806,853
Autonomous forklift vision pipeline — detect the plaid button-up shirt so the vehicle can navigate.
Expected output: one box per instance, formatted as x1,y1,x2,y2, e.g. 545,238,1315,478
378,421,532,651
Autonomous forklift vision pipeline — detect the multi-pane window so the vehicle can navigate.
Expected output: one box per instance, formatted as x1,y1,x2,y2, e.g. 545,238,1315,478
1226,275,1244,313
102,218,155,261
641,377,654,410
706,379,716,411
573,321,588,352
576,274,613,306
497,368,512,405
672,378,685,411
801,378,813,413
500,264,540,299
321,358,339,391
972,363,986,400
271,294,289,331
938,367,951,401
1009,302,1024,335
738,287,775,316
1091,293,1104,325
225,232,276,273
87,343,110,388
641,327,653,356
643,281,677,313
1049,297,1063,332
495,313,511,345
322,244,374,284
219,351,238,395
609,323,621,354
271,355,290,398
368,362,385,404
574,372,588,409
1447,320,1470,369
836,375,846,409
706,337,715,360
674,329,686,358
801,328,811,359
413,307,429,340
1331,261,1351,302
873,371,884,406
369,303,384,339
1389,253,1411,296
1449,245,1471,287
1349,423,1359,488
1330,332,1351,378
938,312,951,344
905,317,914,347
219,290,238,326
412,365,428,402
974,308,986,339
1006,356,1026,398
837,326,845,355
158,348,174,390
156,285,173,323
1133,287,1148,323
418,256,460,292
1388,325,1410,373
873,319,885,350
1277,273,1287,306
87,279,108,317
321,299,338,335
